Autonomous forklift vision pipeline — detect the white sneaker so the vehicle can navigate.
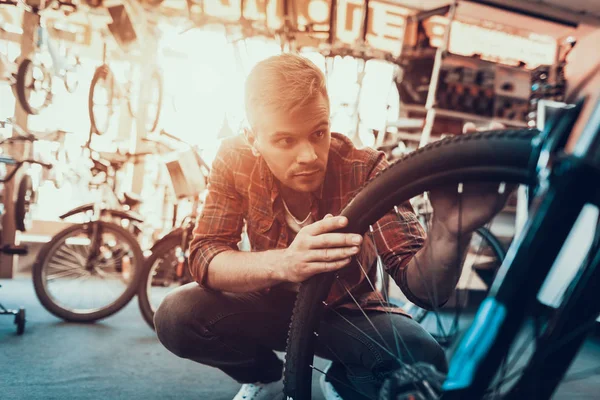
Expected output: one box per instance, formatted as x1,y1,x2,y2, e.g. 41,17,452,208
319,362,344,400
232,378,284,400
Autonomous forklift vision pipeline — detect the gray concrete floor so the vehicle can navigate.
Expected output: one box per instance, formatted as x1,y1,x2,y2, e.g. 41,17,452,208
1,275,600,399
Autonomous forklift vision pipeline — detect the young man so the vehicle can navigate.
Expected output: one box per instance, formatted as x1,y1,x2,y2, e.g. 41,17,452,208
154,53,507,400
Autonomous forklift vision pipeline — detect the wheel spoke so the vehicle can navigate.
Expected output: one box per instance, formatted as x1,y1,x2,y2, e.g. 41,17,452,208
324,301,403,365
334,277,400,362
365,225,411,361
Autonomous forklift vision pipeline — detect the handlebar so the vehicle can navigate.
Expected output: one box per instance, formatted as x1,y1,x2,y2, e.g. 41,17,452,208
0,158,52,183
159,129,211,172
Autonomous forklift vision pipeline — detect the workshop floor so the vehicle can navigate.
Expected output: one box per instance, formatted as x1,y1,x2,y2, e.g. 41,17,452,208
1,276,600,400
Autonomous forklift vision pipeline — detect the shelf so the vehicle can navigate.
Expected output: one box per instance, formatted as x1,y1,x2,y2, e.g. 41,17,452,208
400,104,529,128
434,108,529,128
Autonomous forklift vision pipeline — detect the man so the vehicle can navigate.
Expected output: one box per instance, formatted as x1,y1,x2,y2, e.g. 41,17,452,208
154,53,506,400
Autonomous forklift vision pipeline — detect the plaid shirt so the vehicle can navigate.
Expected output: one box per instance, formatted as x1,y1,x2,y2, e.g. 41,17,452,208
190,133,426,314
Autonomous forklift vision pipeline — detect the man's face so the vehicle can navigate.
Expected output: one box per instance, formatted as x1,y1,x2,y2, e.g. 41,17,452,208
251,94,331,193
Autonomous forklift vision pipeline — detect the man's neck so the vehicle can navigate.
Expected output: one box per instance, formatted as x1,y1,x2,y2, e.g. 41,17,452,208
280,186,312,220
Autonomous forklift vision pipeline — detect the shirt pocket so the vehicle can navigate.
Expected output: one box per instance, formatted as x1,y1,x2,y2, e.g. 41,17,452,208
246,201,276,251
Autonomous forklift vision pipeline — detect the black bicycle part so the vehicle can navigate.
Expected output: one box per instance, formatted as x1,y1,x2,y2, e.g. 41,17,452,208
88,65,114,135
15,307,25,335
15,174,35,232
137,226,194,329
442,155,600,399
283,129,539,399
15,58,52,115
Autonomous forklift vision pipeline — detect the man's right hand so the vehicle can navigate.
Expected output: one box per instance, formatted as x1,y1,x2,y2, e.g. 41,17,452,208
280,214,363,283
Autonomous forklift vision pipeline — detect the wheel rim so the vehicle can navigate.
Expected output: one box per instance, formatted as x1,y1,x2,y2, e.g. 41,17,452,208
90,72,114,134
23,62,51,113
40,224,141,315
144,245,190,315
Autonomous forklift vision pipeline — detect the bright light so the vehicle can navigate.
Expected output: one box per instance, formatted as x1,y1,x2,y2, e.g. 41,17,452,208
308,0,330,23
432,25,445,36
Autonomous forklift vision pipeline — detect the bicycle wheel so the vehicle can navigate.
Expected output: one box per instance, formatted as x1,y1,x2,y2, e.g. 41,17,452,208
386,225,507,348
88,65,115,136
32,221,143,322
283,129,539,399
137,229,193,330
16,58,52,115
130,68,163,133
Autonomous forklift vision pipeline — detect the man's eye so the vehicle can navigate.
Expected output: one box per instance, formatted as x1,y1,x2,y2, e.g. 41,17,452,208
314,130,325,139
278,138,295,146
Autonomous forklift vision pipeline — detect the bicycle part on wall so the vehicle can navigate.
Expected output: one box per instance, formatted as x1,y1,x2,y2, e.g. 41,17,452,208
88,64,115,135
14,7,81,115
88,53,163,135
15,58,52,115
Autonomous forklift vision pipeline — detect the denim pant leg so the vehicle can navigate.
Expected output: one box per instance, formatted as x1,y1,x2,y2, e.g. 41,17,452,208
316,309,448,400
154,283,297,384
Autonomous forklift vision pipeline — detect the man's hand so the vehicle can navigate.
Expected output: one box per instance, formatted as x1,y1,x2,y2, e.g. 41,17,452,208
280,214,363,283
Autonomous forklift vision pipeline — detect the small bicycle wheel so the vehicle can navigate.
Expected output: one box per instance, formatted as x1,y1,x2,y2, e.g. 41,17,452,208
32,221,143,322
284,129,539,400
137,230,193,330
126,67,162,133
16,58,52,115
63,54,80,94
15,307,25,335
88,65,115,135
15,174,35,232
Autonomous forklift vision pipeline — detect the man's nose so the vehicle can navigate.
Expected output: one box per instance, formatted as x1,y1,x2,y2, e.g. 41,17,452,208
296,142,318,164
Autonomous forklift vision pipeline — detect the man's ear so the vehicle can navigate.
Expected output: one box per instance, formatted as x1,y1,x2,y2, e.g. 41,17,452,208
243,128,260,157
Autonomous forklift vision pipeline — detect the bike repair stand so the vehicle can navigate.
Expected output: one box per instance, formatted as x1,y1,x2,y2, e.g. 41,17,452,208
0,4,38,335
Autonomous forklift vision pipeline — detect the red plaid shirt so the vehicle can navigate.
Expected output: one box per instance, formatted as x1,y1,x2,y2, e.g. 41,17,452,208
190,133,426,314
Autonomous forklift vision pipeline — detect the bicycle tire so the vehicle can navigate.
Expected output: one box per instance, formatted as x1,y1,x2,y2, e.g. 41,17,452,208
88,65,114,136
16,58,52,115
32,221,143,322
15,174,35,232
396,226,506,328
137,230,187,330
283,129,539,399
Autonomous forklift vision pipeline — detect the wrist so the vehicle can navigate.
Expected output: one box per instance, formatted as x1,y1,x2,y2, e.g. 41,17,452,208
266,248,289,283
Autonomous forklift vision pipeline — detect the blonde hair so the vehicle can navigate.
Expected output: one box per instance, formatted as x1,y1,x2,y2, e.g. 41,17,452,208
244,53,329,130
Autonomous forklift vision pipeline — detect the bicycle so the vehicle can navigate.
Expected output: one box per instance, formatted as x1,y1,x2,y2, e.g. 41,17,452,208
11,0,81,115
282,79,600,399
30,139,157,323
136,130,211,330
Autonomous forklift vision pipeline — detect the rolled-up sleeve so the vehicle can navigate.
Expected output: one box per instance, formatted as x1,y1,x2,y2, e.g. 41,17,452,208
188,143,244,286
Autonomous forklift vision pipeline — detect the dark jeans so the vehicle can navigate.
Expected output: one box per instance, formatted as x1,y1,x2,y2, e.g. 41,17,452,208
154,283,447,400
